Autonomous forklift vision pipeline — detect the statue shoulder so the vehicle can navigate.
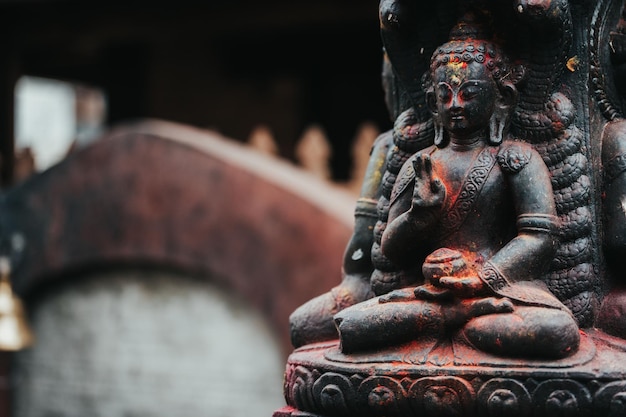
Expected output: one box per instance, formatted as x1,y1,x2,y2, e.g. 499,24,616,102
371,129,394,156
496,140,537,174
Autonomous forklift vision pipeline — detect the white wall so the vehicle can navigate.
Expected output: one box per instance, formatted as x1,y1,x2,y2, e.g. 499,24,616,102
13,270,286,417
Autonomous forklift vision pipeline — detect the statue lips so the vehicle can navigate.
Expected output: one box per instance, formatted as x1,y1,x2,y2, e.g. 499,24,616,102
449,113,467,131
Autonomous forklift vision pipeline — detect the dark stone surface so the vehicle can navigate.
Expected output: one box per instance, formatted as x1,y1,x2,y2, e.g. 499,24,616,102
279,0,626,415
280,331,626,417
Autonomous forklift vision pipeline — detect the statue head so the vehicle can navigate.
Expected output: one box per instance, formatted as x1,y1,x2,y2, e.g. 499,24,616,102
426,14,524,146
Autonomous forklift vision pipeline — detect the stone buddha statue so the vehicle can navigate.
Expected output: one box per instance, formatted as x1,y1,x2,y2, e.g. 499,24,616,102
333,16,580,359
276,4,626,417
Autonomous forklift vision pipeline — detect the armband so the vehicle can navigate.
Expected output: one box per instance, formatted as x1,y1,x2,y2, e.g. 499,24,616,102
355,198,378,219
516,213,558,234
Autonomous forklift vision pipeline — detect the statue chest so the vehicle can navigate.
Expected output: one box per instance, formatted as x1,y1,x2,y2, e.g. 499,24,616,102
430,148,516,247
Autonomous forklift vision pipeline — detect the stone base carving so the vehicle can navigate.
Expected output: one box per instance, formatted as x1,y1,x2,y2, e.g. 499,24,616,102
276,331,626,417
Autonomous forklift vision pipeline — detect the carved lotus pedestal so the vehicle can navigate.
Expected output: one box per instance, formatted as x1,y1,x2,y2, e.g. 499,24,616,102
274,331,626,417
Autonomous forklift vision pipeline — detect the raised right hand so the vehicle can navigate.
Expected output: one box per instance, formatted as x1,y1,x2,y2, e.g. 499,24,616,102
411,153,445,211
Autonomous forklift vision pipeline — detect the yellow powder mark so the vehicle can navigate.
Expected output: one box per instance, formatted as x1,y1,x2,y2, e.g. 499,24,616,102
447,61,466,85
448,61,465,72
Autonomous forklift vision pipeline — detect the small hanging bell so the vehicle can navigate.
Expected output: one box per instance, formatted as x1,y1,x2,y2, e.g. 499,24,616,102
0,257,33,351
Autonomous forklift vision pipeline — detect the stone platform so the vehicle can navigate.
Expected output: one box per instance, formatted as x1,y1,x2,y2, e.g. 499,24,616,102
275,330,626,417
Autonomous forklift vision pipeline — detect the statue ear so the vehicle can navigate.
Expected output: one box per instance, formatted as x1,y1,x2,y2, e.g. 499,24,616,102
498,82,518,108
426,89,437,115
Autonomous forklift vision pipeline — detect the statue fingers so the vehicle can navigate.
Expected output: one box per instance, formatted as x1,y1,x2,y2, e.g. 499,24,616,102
439,276,484,297
422,154,433,176
414,284,452,301
466,297,514,318
412,155,423,179
430,178,445,205
379,288,416,304
430,178,443,193
412,154,433,180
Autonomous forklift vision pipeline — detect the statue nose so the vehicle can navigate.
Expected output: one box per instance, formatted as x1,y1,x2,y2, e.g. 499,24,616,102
450,93,462,110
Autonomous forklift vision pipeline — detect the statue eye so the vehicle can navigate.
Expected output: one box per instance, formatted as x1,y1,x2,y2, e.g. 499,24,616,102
437,84,452,103
460,85,480,100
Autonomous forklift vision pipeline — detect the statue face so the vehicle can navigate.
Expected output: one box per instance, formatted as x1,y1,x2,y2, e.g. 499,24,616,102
433,60,497,138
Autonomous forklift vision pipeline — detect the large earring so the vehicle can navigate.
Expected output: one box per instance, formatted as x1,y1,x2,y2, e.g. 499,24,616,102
425,86,446,148
489,82,517,145
488,106,506,145
433,117,445,147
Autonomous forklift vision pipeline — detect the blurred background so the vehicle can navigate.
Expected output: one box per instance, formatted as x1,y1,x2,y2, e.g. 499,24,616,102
0,0,392,416
5,0,391,184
